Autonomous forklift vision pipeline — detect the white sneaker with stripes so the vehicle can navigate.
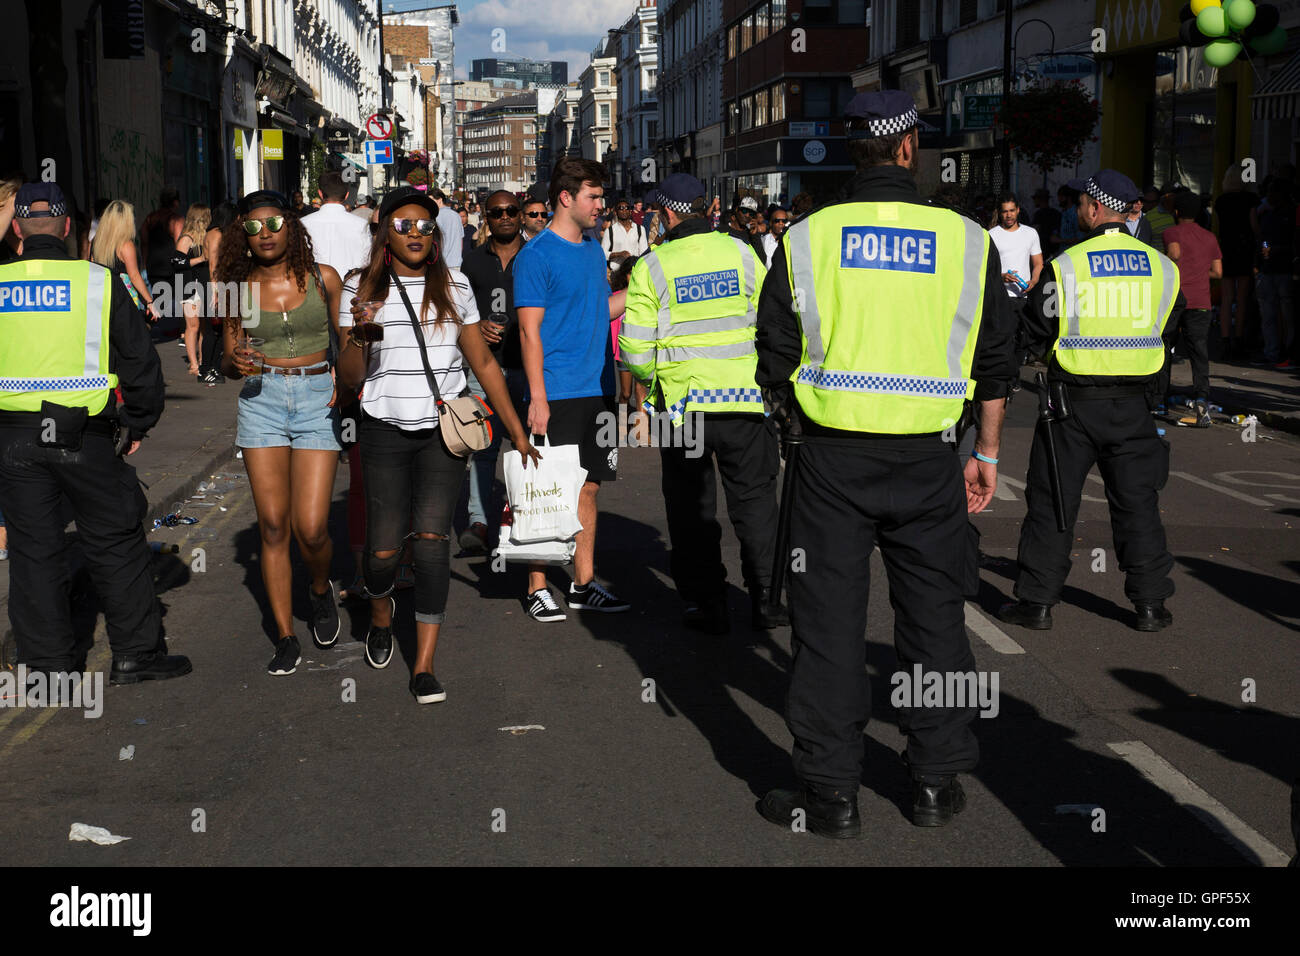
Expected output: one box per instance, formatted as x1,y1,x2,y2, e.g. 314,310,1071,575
527,588,566,623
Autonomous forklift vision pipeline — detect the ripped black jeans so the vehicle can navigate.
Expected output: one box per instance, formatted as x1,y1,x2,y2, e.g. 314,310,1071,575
360,413,467,624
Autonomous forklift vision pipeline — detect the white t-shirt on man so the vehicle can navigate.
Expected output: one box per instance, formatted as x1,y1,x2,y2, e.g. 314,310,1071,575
303,202,372,282
989,223,1042,298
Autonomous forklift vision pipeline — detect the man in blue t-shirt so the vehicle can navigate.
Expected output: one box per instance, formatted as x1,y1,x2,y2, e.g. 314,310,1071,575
513,156,631,622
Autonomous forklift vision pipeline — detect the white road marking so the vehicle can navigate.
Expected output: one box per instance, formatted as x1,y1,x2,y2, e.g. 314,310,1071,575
995,476,1105,504
964,603,1026,655
1106,740,1291,867
1170,472,1274,507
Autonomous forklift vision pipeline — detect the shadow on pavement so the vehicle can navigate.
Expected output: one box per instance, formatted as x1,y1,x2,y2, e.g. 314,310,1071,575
1177,556,1300,633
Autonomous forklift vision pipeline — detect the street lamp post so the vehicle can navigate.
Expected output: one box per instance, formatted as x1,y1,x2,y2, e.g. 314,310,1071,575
1001,15,1057,193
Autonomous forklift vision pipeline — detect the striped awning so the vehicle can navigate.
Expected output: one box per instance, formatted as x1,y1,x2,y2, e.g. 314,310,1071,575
1253,50,1300,120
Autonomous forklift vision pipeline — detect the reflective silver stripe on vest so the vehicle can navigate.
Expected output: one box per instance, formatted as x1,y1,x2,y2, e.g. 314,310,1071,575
619,322,658,341
659,340,757,363
663,313,755,336
1055,254,1080,338
796,365,968,398
1056,336,1164,350
642,251,674,336
787,219,825,364
947,217,986,378
1153,252,1177,336
0,376,113,392
84,265,107,378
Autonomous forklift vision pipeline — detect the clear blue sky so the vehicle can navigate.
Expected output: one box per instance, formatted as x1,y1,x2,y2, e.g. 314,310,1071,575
386,0,640,81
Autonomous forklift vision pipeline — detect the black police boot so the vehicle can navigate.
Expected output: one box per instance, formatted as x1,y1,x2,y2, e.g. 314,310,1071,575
996,600,1053,630
751,586,789,629
1133,602,1173,632
758,782,861,839
683,597,730,635
912,775,967,828
109,652,193,685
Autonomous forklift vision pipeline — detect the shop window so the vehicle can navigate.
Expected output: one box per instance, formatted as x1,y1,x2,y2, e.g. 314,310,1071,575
803,0,833,26
771,82,786,122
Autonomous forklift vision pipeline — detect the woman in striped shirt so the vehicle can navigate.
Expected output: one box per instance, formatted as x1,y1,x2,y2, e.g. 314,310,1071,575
336,187,538,705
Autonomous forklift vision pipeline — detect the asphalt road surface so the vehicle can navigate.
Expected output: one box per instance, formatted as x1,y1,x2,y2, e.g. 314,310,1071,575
1,388,1297,867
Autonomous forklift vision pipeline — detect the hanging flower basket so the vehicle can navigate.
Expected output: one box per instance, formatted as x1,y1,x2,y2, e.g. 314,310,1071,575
406,167,429,187
997,81,1101,177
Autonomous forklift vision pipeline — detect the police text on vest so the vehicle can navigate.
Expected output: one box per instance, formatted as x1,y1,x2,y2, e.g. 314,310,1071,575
841,227,937,273
0,280,72,311
673,269,741,303
1086,250,1152,277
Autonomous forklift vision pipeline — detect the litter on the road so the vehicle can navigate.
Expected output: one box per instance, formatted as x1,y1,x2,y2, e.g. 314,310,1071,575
68,823,130,845
499,725,545,735
118,745,135,761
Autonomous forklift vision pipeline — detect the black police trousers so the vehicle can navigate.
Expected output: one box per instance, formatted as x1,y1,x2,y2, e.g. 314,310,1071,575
785,437,979,789
659,412,779,602
1013,394,1174,606
0,427,162,670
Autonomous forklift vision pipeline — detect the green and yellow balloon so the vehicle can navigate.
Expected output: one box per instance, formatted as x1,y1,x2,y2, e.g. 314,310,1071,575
1180,1,1288,66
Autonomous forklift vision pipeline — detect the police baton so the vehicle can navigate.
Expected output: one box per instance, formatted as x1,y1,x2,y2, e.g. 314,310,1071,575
1035,371,1068,533
767,408,803,618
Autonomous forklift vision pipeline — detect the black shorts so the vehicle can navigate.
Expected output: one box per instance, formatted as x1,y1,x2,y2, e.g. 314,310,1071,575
533,395,618,483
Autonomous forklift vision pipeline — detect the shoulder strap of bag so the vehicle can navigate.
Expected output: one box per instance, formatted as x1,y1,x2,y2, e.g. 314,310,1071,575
390,268,445,409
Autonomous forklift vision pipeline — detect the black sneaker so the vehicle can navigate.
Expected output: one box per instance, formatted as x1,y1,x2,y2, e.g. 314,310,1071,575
268,636,301,676
526,588,566,623
309,581,340,648
366,597,396,669
410,672,446,704
567,580,630,613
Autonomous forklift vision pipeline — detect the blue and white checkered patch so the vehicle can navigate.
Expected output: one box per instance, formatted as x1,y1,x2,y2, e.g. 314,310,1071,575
1057,336,1163,350
0,376,111,391
667,387,763,423
797,367,967,397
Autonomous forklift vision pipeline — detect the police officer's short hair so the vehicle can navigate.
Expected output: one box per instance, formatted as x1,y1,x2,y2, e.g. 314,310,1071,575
848,129,915,169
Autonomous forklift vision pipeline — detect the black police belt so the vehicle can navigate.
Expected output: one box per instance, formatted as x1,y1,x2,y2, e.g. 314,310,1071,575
0,409,117,436
1058,384,1148,401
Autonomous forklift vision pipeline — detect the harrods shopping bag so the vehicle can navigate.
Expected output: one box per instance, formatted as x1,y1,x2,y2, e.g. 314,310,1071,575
502,436,587,544
493,505,578,566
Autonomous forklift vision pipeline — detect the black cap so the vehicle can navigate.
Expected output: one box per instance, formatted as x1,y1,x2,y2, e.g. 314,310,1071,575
15,182,67,218
378,186,439,221
238,189,290,215
844,90,935,139
646,173,706,213
1065,170,1140,212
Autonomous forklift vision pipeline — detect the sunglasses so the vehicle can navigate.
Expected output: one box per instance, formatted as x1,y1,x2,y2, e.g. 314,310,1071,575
524,211,547,219
242,216,286,235
771,218,790,225
486,206,520,219
390,218,437,236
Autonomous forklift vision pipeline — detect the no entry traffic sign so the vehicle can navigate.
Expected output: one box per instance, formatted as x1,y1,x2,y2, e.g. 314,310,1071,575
365,113,394,140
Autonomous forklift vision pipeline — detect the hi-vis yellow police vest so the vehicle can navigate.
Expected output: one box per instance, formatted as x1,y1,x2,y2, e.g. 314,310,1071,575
620,230,765,424
1048,230,1179,376
786,202,989,434
0,258,118,414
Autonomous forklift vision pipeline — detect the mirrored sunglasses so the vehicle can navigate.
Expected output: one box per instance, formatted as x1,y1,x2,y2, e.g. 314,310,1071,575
390,218,437,236
242,216,286,235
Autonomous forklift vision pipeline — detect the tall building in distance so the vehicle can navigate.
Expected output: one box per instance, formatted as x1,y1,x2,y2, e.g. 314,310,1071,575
382,4,459,190
578,38,618,169
471,58,569,87
611,0,659,197
462,91,540,194
655,0,726,201
455,79,525,187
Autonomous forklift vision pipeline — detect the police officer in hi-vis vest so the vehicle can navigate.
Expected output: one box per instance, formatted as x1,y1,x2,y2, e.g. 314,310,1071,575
998,170,1185,634
0,182,191,684
755,91,1018,835
619,173,787,634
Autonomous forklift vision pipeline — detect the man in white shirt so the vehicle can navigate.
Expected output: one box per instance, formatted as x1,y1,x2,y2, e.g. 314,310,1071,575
988,193,1043,307
601,198,649,265
429,187,464,269
302,171,373,280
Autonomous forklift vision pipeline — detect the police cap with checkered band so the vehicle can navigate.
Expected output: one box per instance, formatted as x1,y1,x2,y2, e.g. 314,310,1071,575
1066,170,1141,213
844,90,924,139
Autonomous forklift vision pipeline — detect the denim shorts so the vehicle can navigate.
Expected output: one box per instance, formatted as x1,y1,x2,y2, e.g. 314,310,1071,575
236,362,342,450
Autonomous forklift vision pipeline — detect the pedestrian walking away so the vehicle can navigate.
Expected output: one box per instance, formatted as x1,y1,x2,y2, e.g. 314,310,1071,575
0,181,191,684
754,90,1017,835
514,156,633,622
998,169,1186,636
336,186,538,704
1163,192,1223,427
620,172,787,636
216,189,346,676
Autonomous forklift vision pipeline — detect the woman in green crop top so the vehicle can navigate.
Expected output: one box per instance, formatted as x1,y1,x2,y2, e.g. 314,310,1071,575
214,189,348,676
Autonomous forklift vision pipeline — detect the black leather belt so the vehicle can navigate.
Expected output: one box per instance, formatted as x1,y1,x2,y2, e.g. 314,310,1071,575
0,411,116,435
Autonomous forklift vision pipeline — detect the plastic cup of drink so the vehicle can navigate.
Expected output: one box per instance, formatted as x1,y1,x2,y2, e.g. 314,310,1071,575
356,301,385,342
